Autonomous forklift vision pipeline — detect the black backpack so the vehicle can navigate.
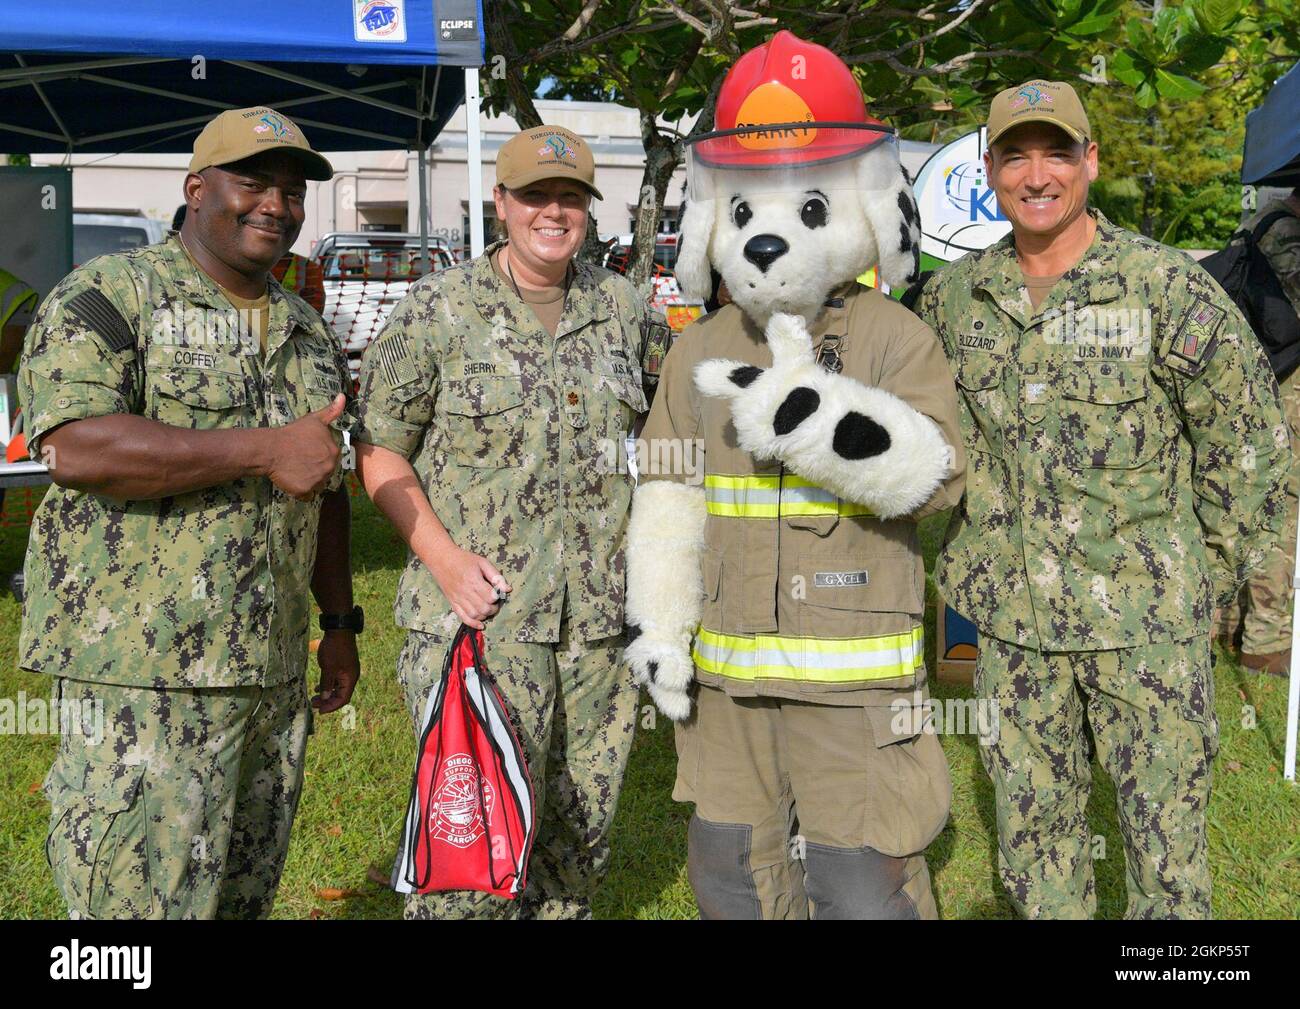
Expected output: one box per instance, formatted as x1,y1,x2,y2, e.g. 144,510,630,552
1201,208,1300,379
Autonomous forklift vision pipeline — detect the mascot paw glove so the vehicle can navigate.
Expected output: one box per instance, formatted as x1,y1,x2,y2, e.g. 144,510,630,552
624,625,695,723
623,481,708,722
694,312,953,519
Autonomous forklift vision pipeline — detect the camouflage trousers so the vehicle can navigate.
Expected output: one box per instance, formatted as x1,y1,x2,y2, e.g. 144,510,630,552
43,676,311,920
396,623,638,920
1216,364,1300,653
976,636,1217,920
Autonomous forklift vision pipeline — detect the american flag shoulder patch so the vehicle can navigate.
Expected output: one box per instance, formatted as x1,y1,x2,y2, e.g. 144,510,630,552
376,335,418,389
66,287,135,353
1169,295,1224,367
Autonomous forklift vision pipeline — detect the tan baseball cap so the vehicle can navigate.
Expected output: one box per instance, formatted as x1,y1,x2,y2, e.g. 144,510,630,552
496,126,602,200
987,80,1092,146
189,107,333,181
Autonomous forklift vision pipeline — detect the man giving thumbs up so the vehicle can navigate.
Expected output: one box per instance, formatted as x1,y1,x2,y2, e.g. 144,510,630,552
17,106,360,920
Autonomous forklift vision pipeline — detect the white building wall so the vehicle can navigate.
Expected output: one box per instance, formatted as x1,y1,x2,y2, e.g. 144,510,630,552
35,99,938,259
420,99,698,249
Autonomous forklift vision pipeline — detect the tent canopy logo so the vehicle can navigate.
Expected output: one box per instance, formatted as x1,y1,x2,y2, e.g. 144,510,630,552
440,19,478,41
355,0,406,42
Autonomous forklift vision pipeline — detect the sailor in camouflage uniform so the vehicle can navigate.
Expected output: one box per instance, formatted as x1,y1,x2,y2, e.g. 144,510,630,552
354,126,668,919
1215,189,1300,674
915,82,1290,919
20,108,360,919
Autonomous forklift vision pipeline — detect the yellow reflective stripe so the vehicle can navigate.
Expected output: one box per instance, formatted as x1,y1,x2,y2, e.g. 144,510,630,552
692,626,923,683
703,473,872,518
783,500,839,516
706,474,781,491
704,473,780,517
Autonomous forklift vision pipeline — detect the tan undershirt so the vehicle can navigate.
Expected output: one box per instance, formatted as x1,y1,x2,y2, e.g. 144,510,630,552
493,247,567,337
178,237,269,354
218,285,270,355
1022,268,1065,313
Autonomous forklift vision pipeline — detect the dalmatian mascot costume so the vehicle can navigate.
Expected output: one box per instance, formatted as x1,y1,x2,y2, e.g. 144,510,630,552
624,31,966,919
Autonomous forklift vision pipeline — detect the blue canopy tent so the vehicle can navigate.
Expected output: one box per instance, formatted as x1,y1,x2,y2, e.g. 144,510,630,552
1242,60,1300,188
0,0,488,256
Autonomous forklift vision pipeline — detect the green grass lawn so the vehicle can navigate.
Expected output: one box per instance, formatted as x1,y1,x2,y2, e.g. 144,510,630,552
2,483,1298,919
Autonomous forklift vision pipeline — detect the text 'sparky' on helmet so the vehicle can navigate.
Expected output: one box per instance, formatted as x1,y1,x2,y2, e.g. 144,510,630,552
685,29,901,202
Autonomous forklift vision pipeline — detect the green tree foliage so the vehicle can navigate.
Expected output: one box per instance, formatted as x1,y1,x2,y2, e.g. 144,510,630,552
1088,1,1298,246
482,1,1299,275
1086,65,1246,246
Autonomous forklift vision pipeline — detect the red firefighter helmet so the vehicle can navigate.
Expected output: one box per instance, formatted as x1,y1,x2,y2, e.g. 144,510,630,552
693,30,890,168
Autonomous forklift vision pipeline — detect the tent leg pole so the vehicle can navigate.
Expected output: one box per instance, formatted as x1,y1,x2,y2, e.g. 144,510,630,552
418,144,430,275
465,66,484,260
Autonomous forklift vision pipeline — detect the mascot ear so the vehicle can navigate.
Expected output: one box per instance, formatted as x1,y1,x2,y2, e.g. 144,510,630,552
857,148,922,289
675,199,716,301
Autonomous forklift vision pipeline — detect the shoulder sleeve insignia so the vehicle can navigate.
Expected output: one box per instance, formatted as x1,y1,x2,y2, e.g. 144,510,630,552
376,333,418,389
639,312,672,380
65,288,135,353
1166,295,1225,374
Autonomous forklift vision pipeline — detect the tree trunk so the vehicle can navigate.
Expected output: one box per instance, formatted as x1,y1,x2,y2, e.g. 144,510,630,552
623,73,725,287
483,0,545,252
487,4,613,266
625,117,680,289
485,0,542,130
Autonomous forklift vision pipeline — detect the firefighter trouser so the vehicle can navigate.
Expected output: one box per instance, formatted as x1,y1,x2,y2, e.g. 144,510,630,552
672,683,951,920
396,621,638,920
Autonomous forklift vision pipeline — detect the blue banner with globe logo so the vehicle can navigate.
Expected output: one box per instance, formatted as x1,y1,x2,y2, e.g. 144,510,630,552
913,127,1012,263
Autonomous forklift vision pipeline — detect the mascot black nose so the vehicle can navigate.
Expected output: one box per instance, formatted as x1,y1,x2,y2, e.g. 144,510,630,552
743,234,788,273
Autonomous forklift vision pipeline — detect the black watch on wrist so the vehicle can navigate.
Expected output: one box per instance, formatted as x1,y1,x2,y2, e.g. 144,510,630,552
320,604,364,635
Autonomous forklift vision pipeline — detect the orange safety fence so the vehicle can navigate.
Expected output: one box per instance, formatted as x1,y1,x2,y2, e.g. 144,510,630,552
318,249,446,383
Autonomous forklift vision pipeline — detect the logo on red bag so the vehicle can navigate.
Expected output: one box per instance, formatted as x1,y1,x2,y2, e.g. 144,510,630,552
430,754,495,847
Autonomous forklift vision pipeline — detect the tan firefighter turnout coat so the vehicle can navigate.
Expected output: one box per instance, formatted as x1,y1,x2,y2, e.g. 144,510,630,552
640,280,966,707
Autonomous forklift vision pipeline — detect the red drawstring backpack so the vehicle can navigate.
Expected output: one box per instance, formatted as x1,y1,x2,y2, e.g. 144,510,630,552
392,625,536,899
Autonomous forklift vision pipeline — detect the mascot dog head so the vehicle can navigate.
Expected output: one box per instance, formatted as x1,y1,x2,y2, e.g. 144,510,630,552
676,31,920,326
